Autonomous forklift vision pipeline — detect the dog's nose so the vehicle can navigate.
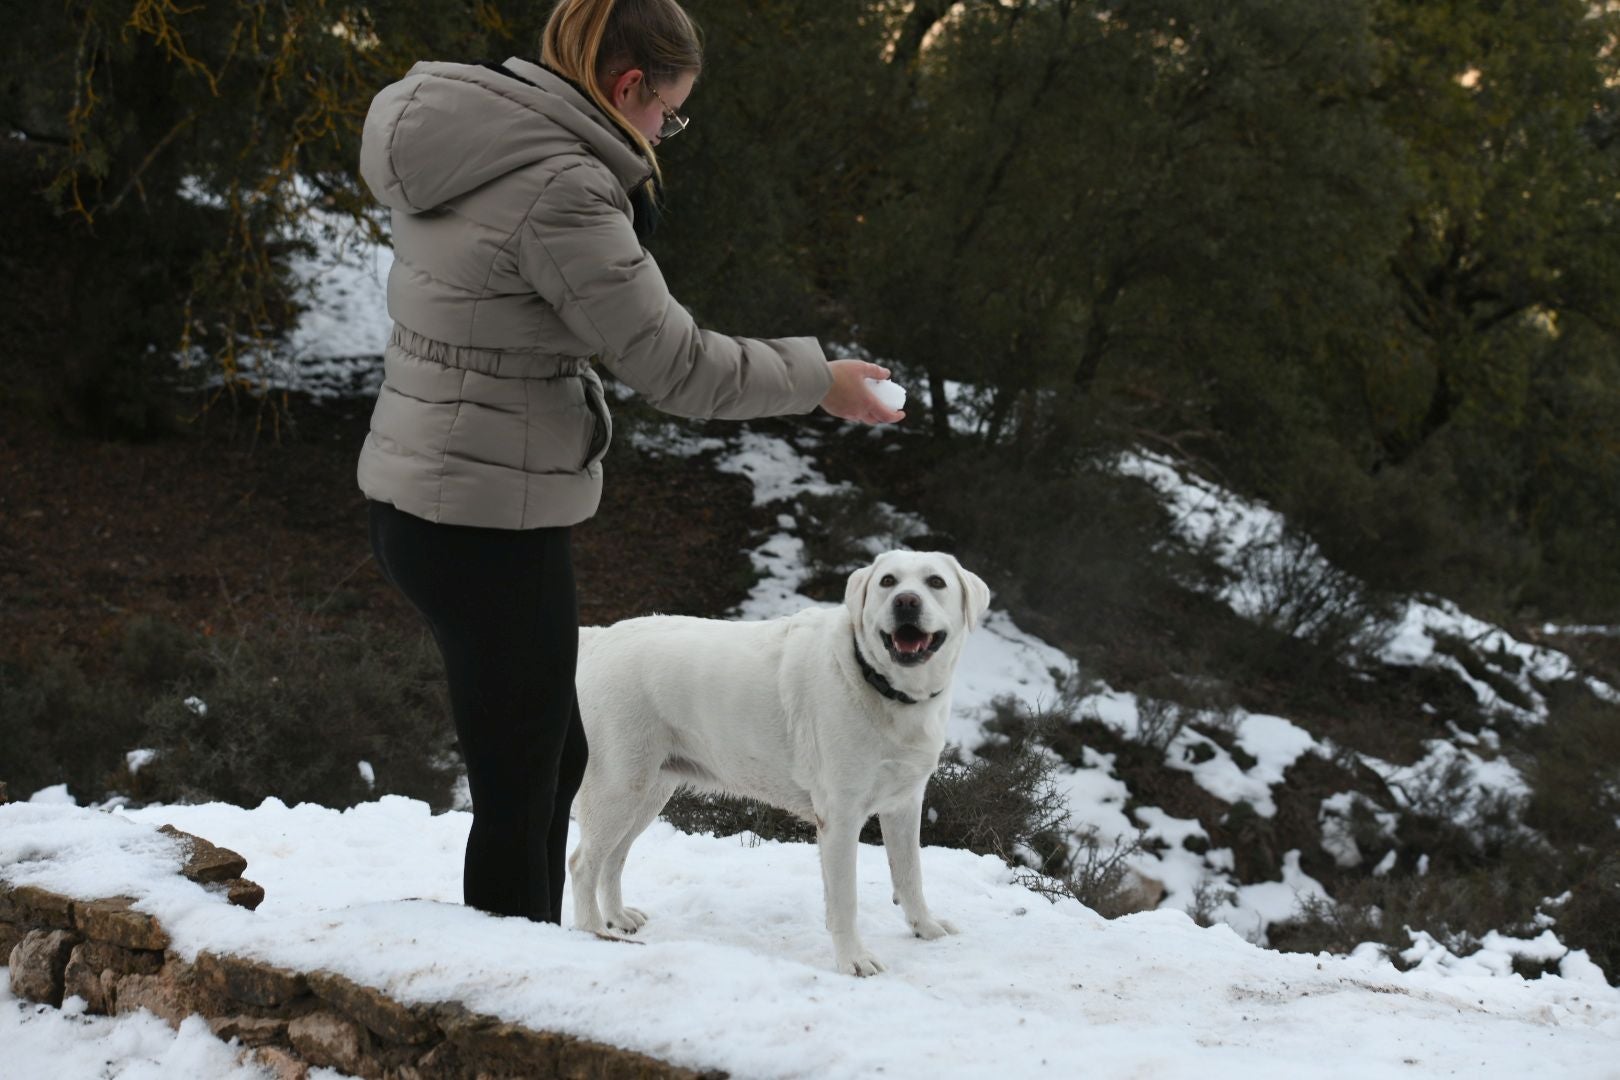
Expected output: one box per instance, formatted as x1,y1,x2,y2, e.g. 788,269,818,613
893,592,922,619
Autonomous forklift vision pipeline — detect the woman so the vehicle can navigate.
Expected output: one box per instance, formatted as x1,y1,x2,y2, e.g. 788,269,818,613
357,0,901,927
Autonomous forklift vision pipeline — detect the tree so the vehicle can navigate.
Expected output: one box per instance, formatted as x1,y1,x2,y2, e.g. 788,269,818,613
0,0,538,434
1368,0,1620,468
849,0,1407,467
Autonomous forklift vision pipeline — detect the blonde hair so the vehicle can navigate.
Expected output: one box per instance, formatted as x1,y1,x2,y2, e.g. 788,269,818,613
541,0,703,185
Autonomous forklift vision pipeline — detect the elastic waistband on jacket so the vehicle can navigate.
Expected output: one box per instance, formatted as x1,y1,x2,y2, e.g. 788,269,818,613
388,324,589,379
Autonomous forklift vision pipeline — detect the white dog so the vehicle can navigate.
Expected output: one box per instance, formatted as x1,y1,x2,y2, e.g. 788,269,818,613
569,550,991,975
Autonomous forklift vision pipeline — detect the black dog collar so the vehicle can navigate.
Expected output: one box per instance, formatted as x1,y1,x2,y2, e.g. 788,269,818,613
853,636,943,706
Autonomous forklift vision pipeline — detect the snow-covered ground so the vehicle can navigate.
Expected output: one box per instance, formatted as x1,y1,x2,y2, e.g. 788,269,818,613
9,207,1618,1077
3,798,1617,1080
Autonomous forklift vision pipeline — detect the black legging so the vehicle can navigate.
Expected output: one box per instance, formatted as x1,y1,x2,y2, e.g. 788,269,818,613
368,499,588,924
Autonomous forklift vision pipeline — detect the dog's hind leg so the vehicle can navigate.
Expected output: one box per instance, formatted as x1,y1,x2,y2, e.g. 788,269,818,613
598,776,678,933
568,775,612,935
569,746,671,935
570,753,653,935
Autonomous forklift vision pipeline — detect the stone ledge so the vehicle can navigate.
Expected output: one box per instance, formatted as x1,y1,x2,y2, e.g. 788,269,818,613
159,824,250,884
3,824,726,1080
74,896,170,951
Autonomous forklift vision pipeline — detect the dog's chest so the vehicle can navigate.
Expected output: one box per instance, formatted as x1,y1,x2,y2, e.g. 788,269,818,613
858,732,944,811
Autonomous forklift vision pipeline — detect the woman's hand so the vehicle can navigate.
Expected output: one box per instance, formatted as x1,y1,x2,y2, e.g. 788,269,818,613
820,359,906,425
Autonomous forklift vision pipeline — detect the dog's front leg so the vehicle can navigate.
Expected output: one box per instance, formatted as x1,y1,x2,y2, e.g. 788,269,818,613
817,811,885,976
880,793,960,940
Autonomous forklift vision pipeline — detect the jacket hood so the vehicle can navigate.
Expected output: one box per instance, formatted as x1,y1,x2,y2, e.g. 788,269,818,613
360,56,651,214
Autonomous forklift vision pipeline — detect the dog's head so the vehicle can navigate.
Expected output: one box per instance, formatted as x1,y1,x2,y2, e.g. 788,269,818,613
843,550,991,699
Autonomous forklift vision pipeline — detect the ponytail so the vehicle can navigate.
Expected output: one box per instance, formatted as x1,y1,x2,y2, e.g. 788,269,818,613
541,0,703,187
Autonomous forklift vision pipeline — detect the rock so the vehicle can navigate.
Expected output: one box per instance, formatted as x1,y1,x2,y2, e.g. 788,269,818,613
288,1010,369,1076
195,950,310,1009
61,939,167,1012
113,971,190,1027
158,824,249,884
62,949,110,1014
249,1045,311,1080
113,957,227,1027
308,970,437,1046
9,928,80,1007
0,920,28,961
209,1013,291,1047
73,896,169,951
1115,869,1167,915
0,779,9,803
225,878,266,911
431,1004,727,1079
3,883,76,929
73,939,165,977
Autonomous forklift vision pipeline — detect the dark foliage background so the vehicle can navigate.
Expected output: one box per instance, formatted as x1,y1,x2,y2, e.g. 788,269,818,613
3,0,1615,619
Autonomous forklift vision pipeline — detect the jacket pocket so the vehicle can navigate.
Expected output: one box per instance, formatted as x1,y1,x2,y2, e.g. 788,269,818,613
580,369,613,470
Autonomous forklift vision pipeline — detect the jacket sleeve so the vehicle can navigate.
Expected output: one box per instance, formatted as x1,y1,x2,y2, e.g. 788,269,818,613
516,162,832,421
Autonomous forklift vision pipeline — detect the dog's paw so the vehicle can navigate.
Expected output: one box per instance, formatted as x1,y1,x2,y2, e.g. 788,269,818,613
837,950,887,977
606,906,648,933
910,916,960,940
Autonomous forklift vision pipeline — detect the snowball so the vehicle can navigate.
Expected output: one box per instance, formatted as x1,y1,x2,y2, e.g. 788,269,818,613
864,377,906,411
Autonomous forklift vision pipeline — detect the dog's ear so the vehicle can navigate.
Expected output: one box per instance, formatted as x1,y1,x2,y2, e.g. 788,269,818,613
844,564,875,626
948,555,992,626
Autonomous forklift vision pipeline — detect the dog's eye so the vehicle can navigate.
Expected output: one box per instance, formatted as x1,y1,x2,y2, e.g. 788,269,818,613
879,574,897,588
927,575,947,590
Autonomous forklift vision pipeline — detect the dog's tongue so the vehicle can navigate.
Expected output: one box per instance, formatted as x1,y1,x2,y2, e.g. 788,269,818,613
894,627,929,654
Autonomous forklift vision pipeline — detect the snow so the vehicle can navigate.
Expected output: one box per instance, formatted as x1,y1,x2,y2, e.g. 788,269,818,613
1114,451,1620,717
1541,623,1620,638
1318,792,1398,870
1360,740,1531,824
1381,597,1620,718
4,798,1618,1080
714,429,846,508
282,213,394,372
1052,748,1135,840
1,985,290,1080
863,376,907,411
1212,851,1332,946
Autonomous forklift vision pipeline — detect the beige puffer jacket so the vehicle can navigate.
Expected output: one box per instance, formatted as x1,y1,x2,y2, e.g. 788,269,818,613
356,57,832,529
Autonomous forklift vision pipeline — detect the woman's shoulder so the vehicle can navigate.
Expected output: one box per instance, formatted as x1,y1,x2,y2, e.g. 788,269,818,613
526,154,635,218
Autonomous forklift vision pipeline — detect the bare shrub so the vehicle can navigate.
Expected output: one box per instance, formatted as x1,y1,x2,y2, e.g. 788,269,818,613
659,791,814,846
1132,695,1194,756
1014,826,1149,918
0,648,146,803
133,615,458,810
1226,526,1397,661
1189,879,1240,929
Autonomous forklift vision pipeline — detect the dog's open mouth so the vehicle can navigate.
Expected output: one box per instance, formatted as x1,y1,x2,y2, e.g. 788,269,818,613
881,626,948,666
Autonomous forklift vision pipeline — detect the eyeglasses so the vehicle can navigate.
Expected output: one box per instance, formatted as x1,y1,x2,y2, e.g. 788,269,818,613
645,83,690,140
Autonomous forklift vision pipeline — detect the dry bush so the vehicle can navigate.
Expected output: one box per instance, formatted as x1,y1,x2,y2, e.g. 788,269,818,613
135,614,457,810
1014,826,1149,919
0,610,459,811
